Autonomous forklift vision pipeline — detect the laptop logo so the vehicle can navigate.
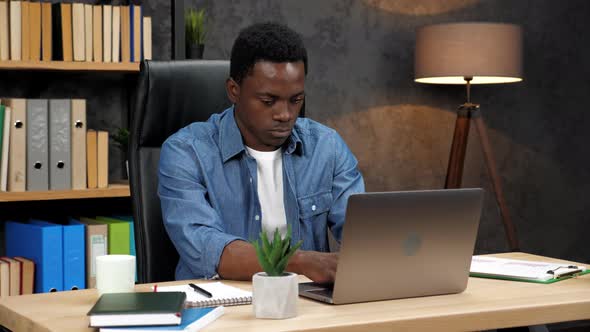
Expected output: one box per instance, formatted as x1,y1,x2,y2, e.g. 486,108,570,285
403,232,422,256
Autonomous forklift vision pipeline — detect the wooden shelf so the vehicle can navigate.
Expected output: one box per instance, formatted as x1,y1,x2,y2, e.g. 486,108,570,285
0,61,140,72
0,184,131,202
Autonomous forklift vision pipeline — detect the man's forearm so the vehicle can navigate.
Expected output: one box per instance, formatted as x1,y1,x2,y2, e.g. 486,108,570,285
217,240,335,283
217,240,262,280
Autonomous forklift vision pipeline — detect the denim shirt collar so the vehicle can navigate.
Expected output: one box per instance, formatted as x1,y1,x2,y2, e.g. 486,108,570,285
220,106,303,163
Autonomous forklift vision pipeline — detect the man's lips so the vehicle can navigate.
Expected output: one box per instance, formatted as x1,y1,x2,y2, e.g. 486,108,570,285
270,128,292,137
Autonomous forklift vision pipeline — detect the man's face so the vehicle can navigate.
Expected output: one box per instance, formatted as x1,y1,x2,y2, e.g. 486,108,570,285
227,61,305,151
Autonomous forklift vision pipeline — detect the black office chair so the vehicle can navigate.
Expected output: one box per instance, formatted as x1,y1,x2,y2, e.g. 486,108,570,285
129,60,232,283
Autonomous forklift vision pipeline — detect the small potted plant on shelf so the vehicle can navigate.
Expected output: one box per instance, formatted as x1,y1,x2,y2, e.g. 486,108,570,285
110,127,129,179
252,225,302,319
185,8,207,59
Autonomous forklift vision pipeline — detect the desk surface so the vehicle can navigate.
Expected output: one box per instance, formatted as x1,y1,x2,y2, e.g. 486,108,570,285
0,252,589,332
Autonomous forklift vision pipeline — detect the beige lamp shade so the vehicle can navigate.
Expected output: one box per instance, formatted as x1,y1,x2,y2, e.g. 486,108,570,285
415,22,523,84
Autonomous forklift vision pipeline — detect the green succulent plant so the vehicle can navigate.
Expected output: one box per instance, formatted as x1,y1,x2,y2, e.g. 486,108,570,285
252,225,303,276
185,8,207,45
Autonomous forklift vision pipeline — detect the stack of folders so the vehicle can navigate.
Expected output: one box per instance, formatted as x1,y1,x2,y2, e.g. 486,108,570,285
470,256,589,284
4,215,137,294
0,98,111,192
0,0,152,62
88,292,225,332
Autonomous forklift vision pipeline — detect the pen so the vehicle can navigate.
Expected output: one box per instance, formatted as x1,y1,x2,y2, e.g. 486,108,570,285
189,283,213,298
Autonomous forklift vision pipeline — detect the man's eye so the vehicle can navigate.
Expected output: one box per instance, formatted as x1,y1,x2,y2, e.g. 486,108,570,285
292,98,304,105
261,99,274,106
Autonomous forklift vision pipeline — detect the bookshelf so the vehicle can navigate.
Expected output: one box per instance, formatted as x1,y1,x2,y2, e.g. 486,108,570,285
0,184,130,202
0,61,140,72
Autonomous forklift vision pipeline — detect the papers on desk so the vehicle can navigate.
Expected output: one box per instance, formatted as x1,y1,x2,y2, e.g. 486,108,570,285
154,282,252,308
470,256,589,283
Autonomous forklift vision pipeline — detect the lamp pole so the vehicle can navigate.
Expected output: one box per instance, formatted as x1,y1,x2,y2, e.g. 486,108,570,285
445,77,519,251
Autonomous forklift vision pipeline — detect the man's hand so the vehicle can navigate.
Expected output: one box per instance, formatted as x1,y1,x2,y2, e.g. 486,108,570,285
288,251,338,284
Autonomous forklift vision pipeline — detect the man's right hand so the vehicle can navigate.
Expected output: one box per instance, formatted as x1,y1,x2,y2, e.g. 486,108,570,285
288,250,339,284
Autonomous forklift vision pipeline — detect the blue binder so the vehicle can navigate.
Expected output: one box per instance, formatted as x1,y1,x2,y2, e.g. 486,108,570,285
5,221,63,293
29,219,86,290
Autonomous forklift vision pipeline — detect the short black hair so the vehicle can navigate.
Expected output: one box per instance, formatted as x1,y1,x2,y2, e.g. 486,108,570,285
230,22,308,84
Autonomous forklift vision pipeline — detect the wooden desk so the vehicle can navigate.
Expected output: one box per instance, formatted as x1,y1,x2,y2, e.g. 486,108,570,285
1,253,589,332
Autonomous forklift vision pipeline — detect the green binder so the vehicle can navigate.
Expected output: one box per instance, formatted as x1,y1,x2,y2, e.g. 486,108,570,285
82,217,130,255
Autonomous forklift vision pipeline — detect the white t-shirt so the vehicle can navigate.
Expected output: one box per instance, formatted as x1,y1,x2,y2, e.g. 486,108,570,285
245,146,287,237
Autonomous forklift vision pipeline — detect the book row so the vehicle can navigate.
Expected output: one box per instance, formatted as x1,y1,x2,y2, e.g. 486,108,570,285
0,98,109,192
4,215,137,294
0,256,34,296
0,1,152,63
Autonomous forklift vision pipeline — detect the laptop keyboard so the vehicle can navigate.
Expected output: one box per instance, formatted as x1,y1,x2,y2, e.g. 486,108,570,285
300,282,334,298
309,287,333,298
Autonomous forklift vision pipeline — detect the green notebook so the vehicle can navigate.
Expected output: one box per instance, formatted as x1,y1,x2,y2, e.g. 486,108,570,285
88,291,186,327
470,256,589,284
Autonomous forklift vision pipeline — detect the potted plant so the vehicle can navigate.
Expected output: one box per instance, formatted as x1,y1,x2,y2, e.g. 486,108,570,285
110,127,129,179
251,226,302,319
185,8,207,59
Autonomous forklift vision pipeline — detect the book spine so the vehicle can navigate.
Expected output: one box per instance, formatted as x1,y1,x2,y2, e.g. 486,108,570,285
8,99,26,192
9,0,21,60
0,0,8,61
26,99,49,191
28,1,40,61
60,3,72,61
84,4,92,61
72,3,85,61
48,99,71,190
92,5,102,62
102,5,112,62
41,2,52,61
71,99,86,190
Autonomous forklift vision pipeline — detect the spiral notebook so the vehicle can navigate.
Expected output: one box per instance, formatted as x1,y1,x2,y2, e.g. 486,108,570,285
154,282,252,308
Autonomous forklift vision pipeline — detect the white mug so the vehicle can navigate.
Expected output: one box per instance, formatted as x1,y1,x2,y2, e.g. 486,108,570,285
96,255,135,295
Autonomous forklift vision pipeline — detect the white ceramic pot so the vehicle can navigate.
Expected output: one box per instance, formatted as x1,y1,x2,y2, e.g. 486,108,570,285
252,272,298,319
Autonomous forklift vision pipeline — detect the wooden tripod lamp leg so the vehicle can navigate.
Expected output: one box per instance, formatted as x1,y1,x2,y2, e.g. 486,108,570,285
445,108,471,189
472,113,520,251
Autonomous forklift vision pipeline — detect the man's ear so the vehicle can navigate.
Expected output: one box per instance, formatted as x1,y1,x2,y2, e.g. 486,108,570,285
226,78,240,104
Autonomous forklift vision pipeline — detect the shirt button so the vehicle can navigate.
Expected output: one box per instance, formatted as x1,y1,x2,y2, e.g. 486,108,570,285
311,205,317,211
250,177,253,183
255,215,260,221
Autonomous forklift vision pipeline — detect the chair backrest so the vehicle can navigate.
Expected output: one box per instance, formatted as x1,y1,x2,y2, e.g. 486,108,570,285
129,60,231,283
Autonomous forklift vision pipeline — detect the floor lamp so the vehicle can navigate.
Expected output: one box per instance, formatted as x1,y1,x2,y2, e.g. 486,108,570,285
414,22,523,251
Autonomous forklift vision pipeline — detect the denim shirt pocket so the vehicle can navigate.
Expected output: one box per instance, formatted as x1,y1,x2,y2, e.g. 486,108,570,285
297,191,333,251
297,191,333,219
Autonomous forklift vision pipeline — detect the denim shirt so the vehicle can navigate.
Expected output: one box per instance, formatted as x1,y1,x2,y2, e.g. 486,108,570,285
158,107,365,280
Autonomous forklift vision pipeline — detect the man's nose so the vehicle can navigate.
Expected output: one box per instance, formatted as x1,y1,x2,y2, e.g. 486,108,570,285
273,101,292,122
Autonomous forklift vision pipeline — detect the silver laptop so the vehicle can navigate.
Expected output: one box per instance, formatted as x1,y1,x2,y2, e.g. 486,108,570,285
299,188,484,304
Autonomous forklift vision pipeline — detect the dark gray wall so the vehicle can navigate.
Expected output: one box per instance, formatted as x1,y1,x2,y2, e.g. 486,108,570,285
4,0,589,264
185,0,590,263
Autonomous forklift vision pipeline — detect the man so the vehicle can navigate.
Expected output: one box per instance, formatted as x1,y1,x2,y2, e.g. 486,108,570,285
158,22,364,283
